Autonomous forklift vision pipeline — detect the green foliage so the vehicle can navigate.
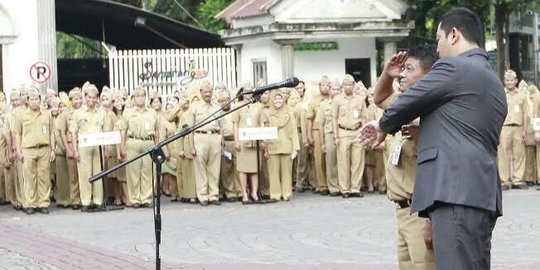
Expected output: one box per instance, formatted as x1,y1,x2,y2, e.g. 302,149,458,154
56,32,100,59
196,0,233,32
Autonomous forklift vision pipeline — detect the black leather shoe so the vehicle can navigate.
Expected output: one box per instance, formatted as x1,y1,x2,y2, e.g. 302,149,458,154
378,190,387,195
512,184,529,190
227,197,237,202
141,203,151,208
320,190,330,196
94,205,106,211
350,192,364,198
81,206,91,212
71,204,81,210
25,208,36,215
209,200,221,205
37,207,49,214
295,186,306,193
200,201,209,206
330,192,340,197
502,185,510,191
14,205,23,211
133,203,141,208
342,193,350,198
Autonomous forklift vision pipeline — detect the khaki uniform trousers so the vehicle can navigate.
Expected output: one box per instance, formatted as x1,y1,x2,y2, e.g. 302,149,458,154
536,144,540,184
373,150,386,191
16,161,25,206
268,154,293,200
67,154,81,205
312,129,327,190
22,147,51,208
3,165,17,205
126,138,154,204
324,133,339,193
524,145,536,183
294,130,309,187
181,158,197,199
193,133,221,202
55,154,70,206
337,130,365,194
220,140,241,198
396,207,435,270
175,157,183,198
77,146,104,206
260,145,270,196
497,125,525,186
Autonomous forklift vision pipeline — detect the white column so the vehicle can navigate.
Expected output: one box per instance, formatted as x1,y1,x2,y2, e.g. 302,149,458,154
37,0,57,93
383,42,397,62
274,39,300,79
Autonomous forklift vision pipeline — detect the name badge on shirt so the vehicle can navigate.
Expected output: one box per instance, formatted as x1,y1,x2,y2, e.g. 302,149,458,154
389,139,403,166
246,116,253,127
353,109,360,119
514,104,521,113
144,122,151,131
43,125,48,133
533,118,540,131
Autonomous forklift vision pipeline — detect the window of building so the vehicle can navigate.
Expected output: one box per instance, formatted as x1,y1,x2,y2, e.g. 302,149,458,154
252,60,267,86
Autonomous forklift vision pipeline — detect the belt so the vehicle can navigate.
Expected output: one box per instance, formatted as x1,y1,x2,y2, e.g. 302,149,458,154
29,144,49,149
223,136,234,141
194,130,218,135
128,136,153,141
504,124,521,127
394,199,412,209
339,124,361,131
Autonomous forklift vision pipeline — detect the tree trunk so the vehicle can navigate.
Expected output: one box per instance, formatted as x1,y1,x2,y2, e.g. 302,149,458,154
495,2,507,80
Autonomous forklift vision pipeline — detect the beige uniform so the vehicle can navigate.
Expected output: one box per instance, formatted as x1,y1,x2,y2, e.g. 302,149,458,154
232,101,263,173
58,109,81,205
0,117,6,203
532,94,540,184
523,94,537,183
178,111,196,199
14,108,54,209
54,113,70,206
220,110,240,199
71,107,112,206
498,89,528,186
262,106,300,200
293,101,312,188
380,92,435,269
2,112,20,206
332,94,367,194
306,96,328,191
119,107,158,205
367,103,386,191
187,100,222,203
315,98,339,193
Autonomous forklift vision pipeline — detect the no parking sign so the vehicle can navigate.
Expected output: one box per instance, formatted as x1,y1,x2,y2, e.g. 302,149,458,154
29,61,52,84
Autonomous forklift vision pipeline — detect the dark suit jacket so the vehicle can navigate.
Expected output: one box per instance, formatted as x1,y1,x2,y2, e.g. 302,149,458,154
379,48,506,217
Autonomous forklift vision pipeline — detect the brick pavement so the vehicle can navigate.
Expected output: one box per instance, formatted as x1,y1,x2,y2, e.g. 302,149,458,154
0,189,539,269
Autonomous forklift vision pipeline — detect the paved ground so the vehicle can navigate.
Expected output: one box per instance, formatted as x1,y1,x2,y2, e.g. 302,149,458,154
0,188,539,269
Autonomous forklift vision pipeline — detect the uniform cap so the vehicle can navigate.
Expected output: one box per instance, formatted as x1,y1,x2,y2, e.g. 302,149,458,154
342,74,355,85
69,87,82,99
199,80,213,91
85,84,99,96
132,86,146,96
214,90,231,101
504,70,517,79
319,75,330,85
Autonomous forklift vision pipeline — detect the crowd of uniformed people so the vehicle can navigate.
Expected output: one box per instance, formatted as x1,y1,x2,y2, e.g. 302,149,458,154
0,71,537,215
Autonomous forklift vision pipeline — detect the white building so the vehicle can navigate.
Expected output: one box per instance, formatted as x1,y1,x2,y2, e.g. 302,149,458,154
0,0,57,96
216,0,414,87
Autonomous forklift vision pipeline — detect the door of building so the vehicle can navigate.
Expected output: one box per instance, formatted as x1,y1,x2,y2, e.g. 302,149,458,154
345,58,370,87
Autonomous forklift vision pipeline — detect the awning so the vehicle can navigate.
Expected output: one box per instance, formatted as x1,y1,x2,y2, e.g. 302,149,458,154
55,0,223,49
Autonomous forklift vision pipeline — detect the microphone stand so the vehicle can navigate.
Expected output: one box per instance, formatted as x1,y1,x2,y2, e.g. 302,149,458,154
89,92,264,270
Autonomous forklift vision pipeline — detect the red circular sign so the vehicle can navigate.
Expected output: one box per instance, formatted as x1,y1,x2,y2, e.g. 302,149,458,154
29,61,52,83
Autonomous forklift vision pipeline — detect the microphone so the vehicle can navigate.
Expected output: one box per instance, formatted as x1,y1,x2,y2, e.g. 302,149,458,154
249,77,300,96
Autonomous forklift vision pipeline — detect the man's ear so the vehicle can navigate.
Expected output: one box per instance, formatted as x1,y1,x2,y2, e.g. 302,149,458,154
450,27,459,45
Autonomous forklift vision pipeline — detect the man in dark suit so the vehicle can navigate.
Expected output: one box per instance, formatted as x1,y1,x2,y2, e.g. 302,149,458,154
359,7,506,269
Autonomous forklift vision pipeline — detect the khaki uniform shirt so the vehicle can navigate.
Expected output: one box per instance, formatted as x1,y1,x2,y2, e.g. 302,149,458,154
331,94,368,131
58,108,75,143
379,91,417,201
177,110,194,159
70,107,112,135
54,116,65,155
118,107,159,140
14,108,53,148
504,89,528,126
306,96,328,130
315,99,334,134
220,111,235,140
262,107,300,155
232,101,263,147
187,101,221,132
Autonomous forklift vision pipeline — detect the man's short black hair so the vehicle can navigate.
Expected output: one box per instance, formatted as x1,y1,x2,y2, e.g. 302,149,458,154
439,7,483,46
407,44,439,72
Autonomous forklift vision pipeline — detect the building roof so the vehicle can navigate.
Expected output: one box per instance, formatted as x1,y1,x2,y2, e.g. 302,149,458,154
56,0,223,49
216,0,272,22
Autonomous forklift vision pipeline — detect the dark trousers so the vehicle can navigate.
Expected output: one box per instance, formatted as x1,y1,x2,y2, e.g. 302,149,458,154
428,203,498,270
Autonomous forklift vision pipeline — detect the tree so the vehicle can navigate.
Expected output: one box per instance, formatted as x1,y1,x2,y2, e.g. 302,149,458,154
196,0,233,33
